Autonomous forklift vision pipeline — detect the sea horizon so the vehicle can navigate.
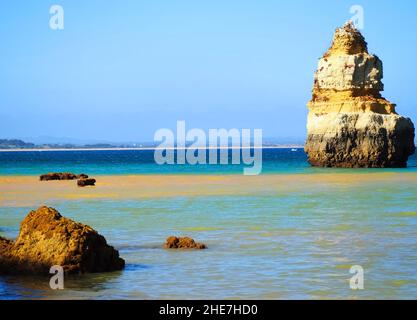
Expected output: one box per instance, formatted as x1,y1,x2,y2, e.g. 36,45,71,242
0,145,305,152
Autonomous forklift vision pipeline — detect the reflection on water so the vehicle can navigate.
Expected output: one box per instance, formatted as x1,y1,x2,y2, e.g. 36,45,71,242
1,175,417,299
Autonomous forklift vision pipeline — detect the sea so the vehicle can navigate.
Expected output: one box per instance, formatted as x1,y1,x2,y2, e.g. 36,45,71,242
1,148,417,299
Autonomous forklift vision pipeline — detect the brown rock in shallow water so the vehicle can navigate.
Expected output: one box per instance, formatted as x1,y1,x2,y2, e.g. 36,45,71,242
76,173,89,179
164,236,207,249
0,206,125,275
40,172,77,181
77,178,96,187
0,237,13,273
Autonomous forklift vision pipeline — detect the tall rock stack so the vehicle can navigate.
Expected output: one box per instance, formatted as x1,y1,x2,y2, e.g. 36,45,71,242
305,22,415,167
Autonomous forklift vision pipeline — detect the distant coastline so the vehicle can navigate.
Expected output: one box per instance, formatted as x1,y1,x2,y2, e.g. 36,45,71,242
0,138,304,151
0,145,304,152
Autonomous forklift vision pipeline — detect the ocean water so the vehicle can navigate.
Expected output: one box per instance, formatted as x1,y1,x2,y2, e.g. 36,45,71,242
1,149,417,299
0,148,416,175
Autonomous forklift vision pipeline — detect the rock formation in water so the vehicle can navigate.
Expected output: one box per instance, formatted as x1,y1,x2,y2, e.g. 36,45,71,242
40,172,96,188
305,22,415,167
40,172,89,181
0,206,124,275
164,236,207,249
0,236,13,273
77,178,96,187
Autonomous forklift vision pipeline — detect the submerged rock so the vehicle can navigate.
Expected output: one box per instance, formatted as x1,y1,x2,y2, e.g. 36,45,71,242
77,178,96,187
305,22,415,167
164,236,207,249
0,206,125,275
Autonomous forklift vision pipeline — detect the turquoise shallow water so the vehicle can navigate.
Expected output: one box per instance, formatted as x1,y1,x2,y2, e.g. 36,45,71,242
1,149,417,299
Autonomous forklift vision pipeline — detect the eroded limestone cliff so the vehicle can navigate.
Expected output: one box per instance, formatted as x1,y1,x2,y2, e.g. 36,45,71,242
305,22,415,167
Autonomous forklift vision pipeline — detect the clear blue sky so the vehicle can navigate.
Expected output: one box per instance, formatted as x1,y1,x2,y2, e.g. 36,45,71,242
0,0,416,143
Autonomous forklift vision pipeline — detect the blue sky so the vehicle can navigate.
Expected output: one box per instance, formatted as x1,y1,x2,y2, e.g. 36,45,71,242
0,0,416,143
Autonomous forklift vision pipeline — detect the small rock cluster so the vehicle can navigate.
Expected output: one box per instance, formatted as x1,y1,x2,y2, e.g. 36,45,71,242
39,172,96,187
164,236,207,249
1,212,208,276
